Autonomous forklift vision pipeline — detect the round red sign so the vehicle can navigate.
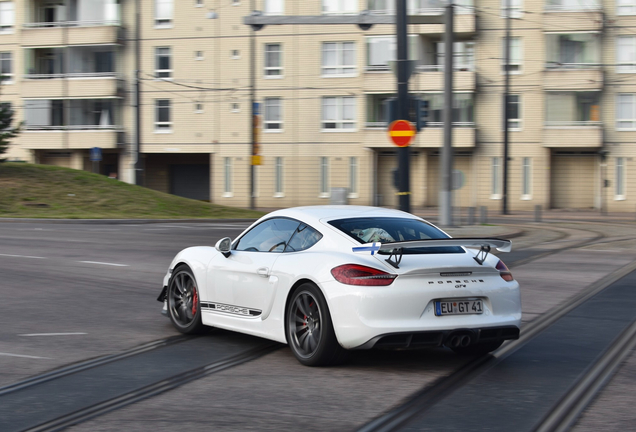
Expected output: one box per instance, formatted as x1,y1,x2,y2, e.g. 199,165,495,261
388,120,416,147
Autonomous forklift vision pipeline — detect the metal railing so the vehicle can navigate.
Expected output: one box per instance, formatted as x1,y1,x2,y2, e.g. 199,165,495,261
544,3,601,11
416,64,475,72
24,125,121,131
544,120,602,127
23,20,121,29
365,121,475,128
365,65,390,72
23,72,119,80
545,62,601,69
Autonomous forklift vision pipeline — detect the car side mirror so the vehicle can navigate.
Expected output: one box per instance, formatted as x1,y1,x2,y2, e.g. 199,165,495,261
215,237,232,258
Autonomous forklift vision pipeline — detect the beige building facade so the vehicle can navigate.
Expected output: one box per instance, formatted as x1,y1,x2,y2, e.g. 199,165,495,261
2,0,635,212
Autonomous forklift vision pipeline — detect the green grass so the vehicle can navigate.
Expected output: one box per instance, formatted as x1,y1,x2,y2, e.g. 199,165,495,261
0,163,265,219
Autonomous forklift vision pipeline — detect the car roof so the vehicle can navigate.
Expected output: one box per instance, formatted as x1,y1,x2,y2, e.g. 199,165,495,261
265,206,421,227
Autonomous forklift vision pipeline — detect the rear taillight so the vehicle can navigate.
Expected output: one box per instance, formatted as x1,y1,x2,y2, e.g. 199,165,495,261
331,264,397,286
496,260,514,282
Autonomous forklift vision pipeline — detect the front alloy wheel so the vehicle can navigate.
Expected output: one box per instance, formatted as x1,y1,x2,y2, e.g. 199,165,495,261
286,283,347,366
168,265,203,334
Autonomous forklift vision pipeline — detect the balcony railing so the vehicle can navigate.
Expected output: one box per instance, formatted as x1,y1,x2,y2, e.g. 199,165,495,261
365,121,475,128
545,1,601,11
23,72,119,80
545,62,601,69
24,125,121,131
544,120,601,127
23,20,120,29
416,64,475,72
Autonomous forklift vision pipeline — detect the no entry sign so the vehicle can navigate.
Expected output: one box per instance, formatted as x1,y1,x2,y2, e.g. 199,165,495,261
388,120,416,147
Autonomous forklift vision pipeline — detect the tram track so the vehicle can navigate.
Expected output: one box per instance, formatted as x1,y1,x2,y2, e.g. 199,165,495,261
359,222,636,432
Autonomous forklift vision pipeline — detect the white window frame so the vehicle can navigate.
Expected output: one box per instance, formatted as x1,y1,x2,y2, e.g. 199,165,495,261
617,36,636,73
264,97,283,132
0,2,14,33
616,93,636,130
195,51,204,60
502,37,523,74
155,0,173,28
521,157,532,200
322,0,358,15
195,0,203,7
194,102,203,113
501,0,523,18
264,43,283,78
0,52,13,84
322,42,357,77
618,0,636,15
506,94,522,131
231,103,240,113
231,49,241,59
274,157,284,197
321,96,357,131
233,0,241,5
263,0,284,15
154,99,172,132
223,157,233,197
155,47,172,79
615,157,626,200
349,156,358,198
319,156,330,198
491,157,502,199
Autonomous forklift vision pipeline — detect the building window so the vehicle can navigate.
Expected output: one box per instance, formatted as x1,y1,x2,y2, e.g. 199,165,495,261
0,52,12,83
320,157,330,197
615,157,626,199
546,92,600,126
233,0,240,5
195,0,203,6
194,102,203,113
195,51,204,60
366,35,419,71
349,156,358,197
502,37,522,73
617,94,636,130
264,43,283,77
419,93,475,126
231,49,240,59
224,157,233,197
155,0,173,27
263,0,284,15
521,157,532,199
491,157,501,199
547,0,600,11
264,98,283,131
506,94,521,130
275,157,284,197
155,99,172,132
618,0,636,15
231,103,240,112
435,41,475,71
155,47,172,78
545,34,600,69
0,2,14,33
617,36,636,73
322,42,356,76
501,0,523,18
323,0,357,14
322,96,356,130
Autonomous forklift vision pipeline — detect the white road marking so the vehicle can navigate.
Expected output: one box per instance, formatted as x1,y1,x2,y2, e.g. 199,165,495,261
78,261,129,267
19,332,88,337
0,253,47,259
0,352,51,360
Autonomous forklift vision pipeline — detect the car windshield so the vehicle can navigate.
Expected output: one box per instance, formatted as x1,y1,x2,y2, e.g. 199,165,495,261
328,217,464,255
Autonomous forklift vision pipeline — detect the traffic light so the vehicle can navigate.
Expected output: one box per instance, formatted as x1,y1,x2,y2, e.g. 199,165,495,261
413,98,429,132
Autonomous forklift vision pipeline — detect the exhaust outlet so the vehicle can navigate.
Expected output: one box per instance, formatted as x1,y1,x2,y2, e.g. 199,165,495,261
449,336,460,348
460,335,471,347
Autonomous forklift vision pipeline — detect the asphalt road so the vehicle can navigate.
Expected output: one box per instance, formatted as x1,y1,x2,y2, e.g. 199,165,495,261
1,219,635,431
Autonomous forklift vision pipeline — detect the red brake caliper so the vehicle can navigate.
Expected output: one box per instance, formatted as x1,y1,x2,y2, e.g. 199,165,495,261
191,288,198,315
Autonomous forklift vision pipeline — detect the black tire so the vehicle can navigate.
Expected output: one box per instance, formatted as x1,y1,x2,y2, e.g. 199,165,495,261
451,340,504,355
285,283,348,366
167,265,204,334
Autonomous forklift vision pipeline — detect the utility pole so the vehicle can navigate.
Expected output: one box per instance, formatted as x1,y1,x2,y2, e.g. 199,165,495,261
396,0,410,213
439,2,454,226
134,0,143,185
502,0,511,214
250,0,256,210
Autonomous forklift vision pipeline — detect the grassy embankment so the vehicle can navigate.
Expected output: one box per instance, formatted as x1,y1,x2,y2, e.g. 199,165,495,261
0,163,265,219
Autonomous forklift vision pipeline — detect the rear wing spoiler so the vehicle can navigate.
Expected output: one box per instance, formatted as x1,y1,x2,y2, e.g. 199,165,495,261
352,238,512,268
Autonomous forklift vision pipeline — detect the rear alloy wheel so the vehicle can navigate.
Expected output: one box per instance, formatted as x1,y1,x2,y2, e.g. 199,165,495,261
167,265,203,334
286,283,347,366
451,340,504,355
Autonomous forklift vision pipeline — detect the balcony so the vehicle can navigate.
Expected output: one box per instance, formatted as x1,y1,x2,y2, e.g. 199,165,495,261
544,0,603,32
368,0,475,34
363,122,476,148
415,65,476,90
543,67,603,90
21,129,122,150
543,122,603,148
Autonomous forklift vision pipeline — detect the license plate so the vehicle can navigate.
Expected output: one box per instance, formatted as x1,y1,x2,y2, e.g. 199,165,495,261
435,299,483,316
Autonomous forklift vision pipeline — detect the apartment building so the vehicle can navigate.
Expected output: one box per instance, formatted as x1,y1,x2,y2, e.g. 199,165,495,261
2,0,634,212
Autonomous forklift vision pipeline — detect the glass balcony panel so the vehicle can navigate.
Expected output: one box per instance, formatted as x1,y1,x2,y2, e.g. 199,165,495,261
545,92,601,125
545,34,600,69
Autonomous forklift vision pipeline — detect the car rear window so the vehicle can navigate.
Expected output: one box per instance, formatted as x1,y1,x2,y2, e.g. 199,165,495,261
328,217,464,255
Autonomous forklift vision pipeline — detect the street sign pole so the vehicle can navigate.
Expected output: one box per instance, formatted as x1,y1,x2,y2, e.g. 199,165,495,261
396,0,410,213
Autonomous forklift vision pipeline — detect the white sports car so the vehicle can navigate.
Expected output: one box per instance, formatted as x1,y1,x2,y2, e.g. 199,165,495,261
157,206,521,366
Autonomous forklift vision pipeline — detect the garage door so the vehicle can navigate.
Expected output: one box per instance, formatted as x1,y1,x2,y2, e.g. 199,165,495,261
551,154,596,209
170,164,210,201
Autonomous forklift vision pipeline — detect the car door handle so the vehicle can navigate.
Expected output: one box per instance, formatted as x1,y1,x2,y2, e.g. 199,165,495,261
257,267,269,277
